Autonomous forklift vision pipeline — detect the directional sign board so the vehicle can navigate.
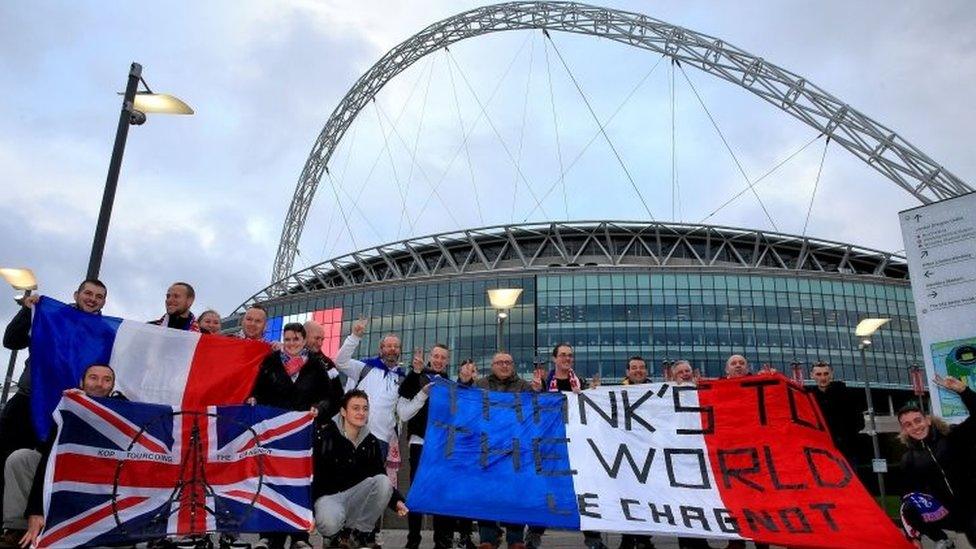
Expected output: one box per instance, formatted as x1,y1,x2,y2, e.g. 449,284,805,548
900,191,976,422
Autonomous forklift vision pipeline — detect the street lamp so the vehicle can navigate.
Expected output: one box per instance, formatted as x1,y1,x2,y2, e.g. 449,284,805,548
87,62,193,280
0,268,37,406
488,288,523,352
855,317,891,506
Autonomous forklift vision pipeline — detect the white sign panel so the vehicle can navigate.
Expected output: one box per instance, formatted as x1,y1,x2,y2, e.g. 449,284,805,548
899,191,976,422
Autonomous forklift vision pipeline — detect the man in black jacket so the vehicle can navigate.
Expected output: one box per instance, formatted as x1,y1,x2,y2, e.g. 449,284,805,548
0,278,107,545
899,375,976,547
1,364,121,549
807,361,863,463
314,390,409,549
398,344,475,549
148,282,199,331
618,357,656,549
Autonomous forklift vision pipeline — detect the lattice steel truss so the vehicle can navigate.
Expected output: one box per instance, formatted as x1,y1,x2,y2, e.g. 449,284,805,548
237,220,907,314
270,1,971,288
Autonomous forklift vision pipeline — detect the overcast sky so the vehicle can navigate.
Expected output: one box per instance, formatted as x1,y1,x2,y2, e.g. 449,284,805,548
2,0,974,340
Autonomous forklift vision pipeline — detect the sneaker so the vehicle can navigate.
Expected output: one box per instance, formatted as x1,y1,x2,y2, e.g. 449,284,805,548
934,541,956,549
353,530,382,549
292,541,313,549
252,539,270,549
0,530,26,549
328,528,352,548
457,536,477,549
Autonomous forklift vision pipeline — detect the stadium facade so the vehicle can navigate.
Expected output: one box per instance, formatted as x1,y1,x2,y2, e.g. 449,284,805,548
234,221,922,392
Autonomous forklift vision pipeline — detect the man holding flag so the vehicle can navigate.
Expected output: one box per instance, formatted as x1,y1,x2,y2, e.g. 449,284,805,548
2,364,122,549
0,279,107,547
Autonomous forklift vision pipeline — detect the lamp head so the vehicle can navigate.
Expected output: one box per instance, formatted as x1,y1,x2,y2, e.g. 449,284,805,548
855,318,890,338
488,288,523,310
0,268,37,291
133,93,194,115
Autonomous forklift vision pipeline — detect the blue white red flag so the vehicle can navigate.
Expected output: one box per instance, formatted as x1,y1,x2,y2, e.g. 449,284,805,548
38,392,313,548
408,377,912,549
29,297,270,436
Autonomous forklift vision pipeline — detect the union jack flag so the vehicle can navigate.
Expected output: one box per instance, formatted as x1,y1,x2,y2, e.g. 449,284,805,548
39,392,314,548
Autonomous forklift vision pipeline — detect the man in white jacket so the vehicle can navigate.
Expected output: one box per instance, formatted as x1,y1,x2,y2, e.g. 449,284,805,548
334,318,405,457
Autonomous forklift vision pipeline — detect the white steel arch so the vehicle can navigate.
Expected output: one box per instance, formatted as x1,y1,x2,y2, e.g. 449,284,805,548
271,1,971,289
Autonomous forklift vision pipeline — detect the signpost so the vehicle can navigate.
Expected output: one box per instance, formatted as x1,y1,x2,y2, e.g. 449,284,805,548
899,191,976,422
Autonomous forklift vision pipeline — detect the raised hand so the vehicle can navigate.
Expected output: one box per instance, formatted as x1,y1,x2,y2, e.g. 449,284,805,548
22,294,40,309
590,373,601,389
531,367,544,392
412,348,425,373
459,362,477,384
935,374,967,394
352,316,368,338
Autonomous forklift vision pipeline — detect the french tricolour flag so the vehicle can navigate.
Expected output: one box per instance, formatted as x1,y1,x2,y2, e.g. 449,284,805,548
408,378,911,549
29,297,270,436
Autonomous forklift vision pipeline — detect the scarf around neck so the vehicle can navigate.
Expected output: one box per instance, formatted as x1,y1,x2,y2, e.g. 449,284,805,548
548,368,581,392
281,349,308,377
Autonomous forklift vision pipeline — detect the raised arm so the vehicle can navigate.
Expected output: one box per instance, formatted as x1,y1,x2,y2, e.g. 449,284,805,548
335,318,369,381
3,303,34,351
397,390,429,422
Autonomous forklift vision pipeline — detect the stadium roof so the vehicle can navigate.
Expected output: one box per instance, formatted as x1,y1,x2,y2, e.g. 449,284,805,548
235,221,908,315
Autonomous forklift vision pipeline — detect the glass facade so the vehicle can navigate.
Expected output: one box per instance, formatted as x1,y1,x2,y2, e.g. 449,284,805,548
262,276,537,378
259,270,921,389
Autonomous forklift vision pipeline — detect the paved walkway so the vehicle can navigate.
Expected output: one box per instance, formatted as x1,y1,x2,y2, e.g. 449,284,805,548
233,529,968,548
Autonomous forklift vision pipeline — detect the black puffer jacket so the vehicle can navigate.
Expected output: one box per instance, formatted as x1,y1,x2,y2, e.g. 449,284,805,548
250,351,344,420
312,417,404,508
900,387,976,509
3,306,33,394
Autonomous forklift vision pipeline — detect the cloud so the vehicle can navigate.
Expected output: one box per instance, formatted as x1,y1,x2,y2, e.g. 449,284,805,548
1,0,973,346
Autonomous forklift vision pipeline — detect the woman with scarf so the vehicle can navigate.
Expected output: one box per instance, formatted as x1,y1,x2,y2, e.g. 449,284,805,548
247,322,345,549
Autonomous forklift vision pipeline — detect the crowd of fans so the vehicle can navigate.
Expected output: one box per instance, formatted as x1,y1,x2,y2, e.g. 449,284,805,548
0,278,973,549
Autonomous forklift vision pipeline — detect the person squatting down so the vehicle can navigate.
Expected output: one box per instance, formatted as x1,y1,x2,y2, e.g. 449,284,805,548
3,364,123,549
313,390,408,548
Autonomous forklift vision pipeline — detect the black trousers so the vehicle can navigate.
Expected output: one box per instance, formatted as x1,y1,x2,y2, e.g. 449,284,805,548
408,443,470,548
618,533,653,548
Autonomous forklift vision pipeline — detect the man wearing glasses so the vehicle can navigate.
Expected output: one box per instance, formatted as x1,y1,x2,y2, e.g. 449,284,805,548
472,352,541,548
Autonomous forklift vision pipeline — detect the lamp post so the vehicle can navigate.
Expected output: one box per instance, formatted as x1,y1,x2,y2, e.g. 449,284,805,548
87,62,193,280
790,359,804,384
855,317,891,506
0,268,37,406
487,288,523,352
909,362,927,413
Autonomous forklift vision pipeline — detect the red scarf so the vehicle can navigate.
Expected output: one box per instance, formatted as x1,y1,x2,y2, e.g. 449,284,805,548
548,369,581,392
282,353,307,377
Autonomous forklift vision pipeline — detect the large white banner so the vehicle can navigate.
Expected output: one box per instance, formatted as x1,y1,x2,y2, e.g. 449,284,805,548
899,191,976,421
